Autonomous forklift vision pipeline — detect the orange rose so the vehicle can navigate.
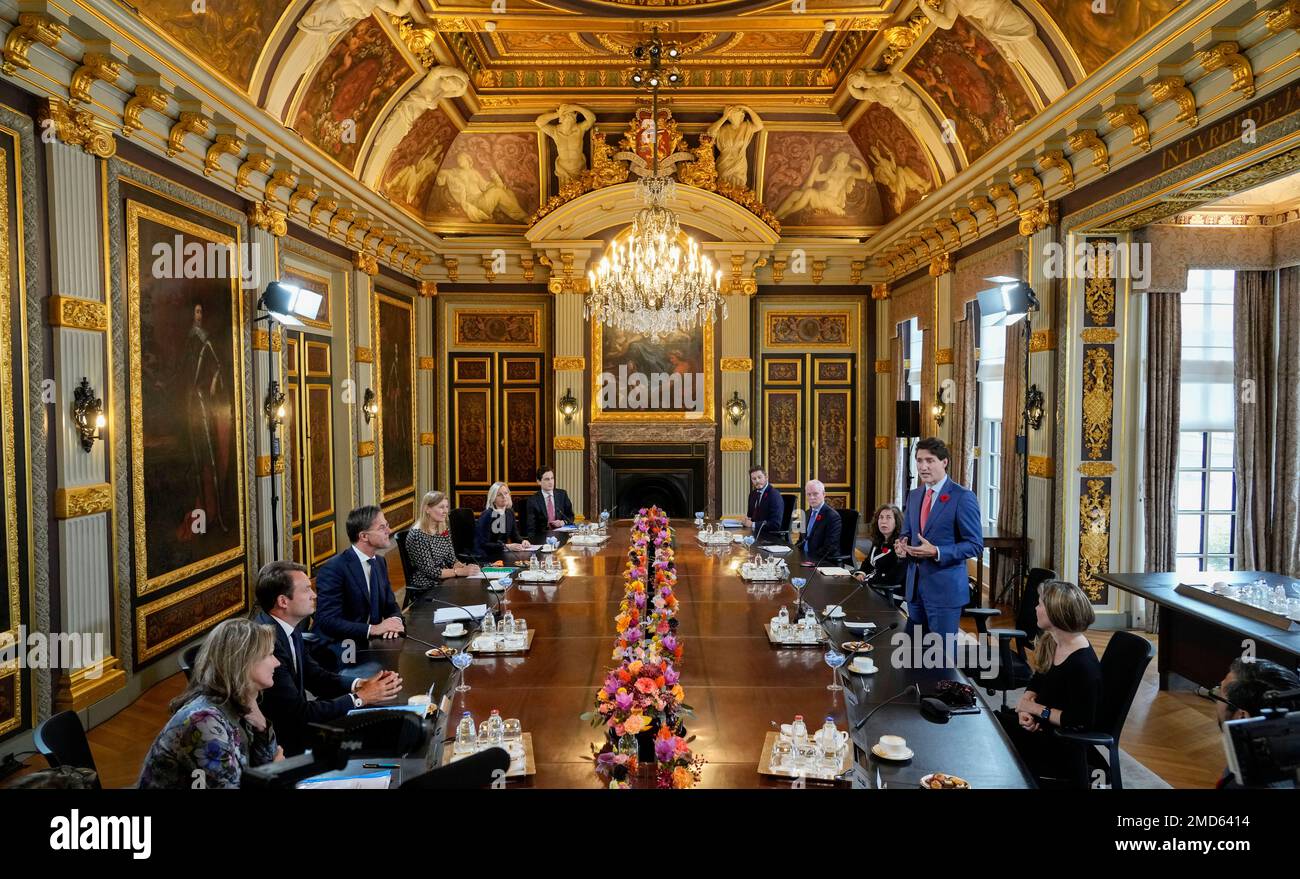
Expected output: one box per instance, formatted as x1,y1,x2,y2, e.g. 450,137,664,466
672,766,693,788
623,713,649,735
634,677,658,694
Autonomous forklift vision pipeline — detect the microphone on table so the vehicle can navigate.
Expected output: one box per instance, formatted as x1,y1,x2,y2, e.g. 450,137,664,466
853,683,920,731
864,621,899,644
754,520,767,545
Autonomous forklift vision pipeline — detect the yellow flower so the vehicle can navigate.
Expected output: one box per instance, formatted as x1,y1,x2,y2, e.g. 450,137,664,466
670,684,685,702
627,660,643,676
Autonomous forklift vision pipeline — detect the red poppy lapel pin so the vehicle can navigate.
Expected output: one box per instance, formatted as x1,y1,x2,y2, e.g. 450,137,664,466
940,494,950,503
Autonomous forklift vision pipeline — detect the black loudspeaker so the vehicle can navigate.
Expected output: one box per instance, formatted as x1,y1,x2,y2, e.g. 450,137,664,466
895,400,920,438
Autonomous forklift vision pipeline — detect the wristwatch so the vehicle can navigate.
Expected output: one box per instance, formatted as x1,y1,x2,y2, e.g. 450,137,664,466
1039,706,1051,722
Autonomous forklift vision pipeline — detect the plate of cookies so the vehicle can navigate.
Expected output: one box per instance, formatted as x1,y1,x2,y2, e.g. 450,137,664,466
425,645,456,660
920,772,971,790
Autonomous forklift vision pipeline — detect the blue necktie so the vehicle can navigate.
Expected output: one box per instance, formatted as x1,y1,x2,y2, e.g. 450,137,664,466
366,558,381,623
804,507,819,554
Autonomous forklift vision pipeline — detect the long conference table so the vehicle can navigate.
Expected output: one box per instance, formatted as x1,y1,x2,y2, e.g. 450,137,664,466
350,523,1033,789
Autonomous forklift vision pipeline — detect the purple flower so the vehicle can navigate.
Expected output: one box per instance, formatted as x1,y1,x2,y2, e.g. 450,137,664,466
663,665,679,685
603,674,619,695
663,635,677,652
655,737,676,762
615,691,634,711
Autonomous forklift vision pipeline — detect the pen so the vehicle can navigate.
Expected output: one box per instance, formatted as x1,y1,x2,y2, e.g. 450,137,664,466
362,763,400,769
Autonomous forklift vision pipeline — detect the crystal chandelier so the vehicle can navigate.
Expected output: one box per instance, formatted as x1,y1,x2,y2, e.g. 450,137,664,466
585,37,724,339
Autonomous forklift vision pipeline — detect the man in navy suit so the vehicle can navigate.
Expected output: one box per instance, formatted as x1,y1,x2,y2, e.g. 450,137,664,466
314,505,405,659
799,479,842,567
521,465,575,540
742,465,783,543
895,437,984,644
253,560,402,756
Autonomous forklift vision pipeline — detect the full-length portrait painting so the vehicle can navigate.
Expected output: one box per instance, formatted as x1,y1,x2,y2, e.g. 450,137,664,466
127,200,245,595
592,322,714,420
375,291,415,513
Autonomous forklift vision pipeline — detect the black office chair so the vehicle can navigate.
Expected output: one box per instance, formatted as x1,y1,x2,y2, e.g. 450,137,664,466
832,509,859,565
398,747,511,789
33,711,101,789
448,508,480,563
1053,631,1154,790
178,642,202,681
963,566,1056,712
393,529,425,608
768,493,797,543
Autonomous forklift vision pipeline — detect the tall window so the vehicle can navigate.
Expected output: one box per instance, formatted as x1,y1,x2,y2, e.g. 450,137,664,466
978,314,1006,530
1176,269,1236,572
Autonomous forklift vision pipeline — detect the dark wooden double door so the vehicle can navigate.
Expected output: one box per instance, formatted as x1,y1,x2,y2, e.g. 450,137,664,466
761,353,856,510
448,352,547,511
284,330,337,574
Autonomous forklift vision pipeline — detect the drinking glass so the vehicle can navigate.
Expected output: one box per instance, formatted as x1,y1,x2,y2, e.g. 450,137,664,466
513,618,528,648
771,737,793,770
695,511,705,528
824,647,846,691
450,648,473,693
477,721,491,748
503,718,523,745
791,577,807,591
498,575,513,610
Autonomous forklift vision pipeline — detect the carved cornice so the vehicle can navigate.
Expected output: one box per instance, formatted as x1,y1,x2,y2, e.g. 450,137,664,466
289,184,319,217
1198,41,1254,99
1037,151,1075,192
720,437,753,452
929,252,952,276
247,202,287,237
1067,129,1110,174
48,296,108,331
720,357,753,372
850,259,865,285
2,12,64,76
967,196,997,230
39,98,115,158
1105,104,1151,152
353,252,378,276
311,196,338,228
988,183,1019,217
1150,75,1198,128
167,111,208,158
811,258,827,285
70,52,122,104
54,483,113,519
265,169,298,206
204,133,243,176
1011,167,1044,203
122,84,168,138
1019,200,1059,236
443,256,460,282
553,435,586,451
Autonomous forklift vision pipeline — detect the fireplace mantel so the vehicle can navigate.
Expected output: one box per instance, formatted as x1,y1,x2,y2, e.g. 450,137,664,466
587,423,719,516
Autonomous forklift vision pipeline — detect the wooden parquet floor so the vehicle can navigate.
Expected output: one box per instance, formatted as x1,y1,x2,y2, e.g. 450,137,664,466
5,561,1225,789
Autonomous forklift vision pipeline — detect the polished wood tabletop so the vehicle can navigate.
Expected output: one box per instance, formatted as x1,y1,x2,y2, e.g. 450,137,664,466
356,524,1033,789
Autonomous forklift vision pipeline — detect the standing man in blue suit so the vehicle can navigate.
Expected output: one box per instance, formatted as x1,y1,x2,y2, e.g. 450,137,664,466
742,465,783,543
314,505,405,663
895,437,983,644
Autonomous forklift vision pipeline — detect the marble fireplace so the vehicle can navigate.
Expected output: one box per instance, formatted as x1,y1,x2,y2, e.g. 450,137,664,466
587,423,718,518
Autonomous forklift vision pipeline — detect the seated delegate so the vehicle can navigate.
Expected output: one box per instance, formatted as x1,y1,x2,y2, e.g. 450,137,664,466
475,481,533,559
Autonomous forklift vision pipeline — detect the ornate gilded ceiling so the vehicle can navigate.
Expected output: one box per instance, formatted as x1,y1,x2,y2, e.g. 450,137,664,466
122,0,1187,237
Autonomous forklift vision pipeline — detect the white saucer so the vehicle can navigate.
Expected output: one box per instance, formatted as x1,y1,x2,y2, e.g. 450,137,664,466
824,607,847,619
443,627,467,638
538,545,556,552
871,743,913,761
848,662,878,675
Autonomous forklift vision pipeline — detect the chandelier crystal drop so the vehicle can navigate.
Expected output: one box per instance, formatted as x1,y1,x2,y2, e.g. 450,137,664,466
585,34,724,339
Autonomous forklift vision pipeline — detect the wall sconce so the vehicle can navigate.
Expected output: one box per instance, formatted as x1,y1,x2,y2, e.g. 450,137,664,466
72,377,106,453
558,387,579,424
725,390,748,425
1026,384,1045,430
362,388,378,424
264,380,286,427
931,391,947,428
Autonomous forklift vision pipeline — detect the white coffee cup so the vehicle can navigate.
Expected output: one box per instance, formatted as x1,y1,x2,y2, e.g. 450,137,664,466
878,734,908,757
444,622,466,637
851,657,876,673
407,695,431,708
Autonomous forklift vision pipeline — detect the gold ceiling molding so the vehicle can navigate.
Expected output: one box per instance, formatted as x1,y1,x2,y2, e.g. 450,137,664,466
1081,327,1119,344
1105,104,1151,153
1066,130,1110,175
811,258,826,284
720,357,753,372
1198,41,1254,99
871,282,890,300
554,356,586,371
1029,330,1056,352
166,111,208,159
357,441,376,458
354,252,378,276
1011,167,1044,204
254,455,286,478
265,169,297,206
874,435,890,449
874,358,891,373
988,182,1019,218
1027,455,1054,478
54,483,113,519
850,259,865,285
288,184,318,217
554,435,585,451
247,202,287,237
418,356,435,371
1150,76,1198,128
967,196,997,230
720,437,753,452
38,98,115,159
929,252,952,277
1037,151,1075,192
2,12,63,76
1019,200,1058,237
48,296,108,331
881,14,928,66
1267,0,1300,35
122,84,168,139
935,347,954,365
310,196,338,228
355,346,374,363
70,51,122,104
1079,462,1117,477
443,256,460,282
203,133,243,177
420,432,436,446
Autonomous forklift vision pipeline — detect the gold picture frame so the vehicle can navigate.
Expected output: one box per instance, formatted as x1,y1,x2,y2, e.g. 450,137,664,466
590,319,715,422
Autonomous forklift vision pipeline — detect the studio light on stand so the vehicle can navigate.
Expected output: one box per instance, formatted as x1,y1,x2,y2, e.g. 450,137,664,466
256,281,323,558
977,277,1039,598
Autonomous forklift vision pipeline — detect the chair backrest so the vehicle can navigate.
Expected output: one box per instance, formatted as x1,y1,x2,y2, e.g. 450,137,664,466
448,508,477,558
837,509,859,555
1096,631,1155,738
33,710,100,786
780,494,796,531
178,642,202,681
394,529,414,583
1014,567,1056,640
398,746,511,789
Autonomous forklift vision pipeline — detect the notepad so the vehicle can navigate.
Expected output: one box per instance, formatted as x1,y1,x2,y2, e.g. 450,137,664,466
762,545,792,554
720,519,744,528
297,770,392,790
556,525,579,532
469,567,514,580
346,704,428,717
433,604,487,623
816,566,854,576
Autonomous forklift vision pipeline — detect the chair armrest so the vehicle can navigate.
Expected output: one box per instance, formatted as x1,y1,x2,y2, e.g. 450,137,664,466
1053,729,1114,747
986,627,1028,641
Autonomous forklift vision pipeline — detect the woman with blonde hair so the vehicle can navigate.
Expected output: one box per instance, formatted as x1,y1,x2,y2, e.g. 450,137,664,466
138,618,281,788
406,490,480,591
997,579,1102,788
474,481,531,558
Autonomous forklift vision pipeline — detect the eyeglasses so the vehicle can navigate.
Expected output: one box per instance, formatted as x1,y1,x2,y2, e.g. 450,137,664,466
1197,686,1241,714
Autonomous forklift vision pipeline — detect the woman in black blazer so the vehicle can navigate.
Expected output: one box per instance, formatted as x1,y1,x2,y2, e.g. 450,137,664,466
474,482,533,559
853,503,906,588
